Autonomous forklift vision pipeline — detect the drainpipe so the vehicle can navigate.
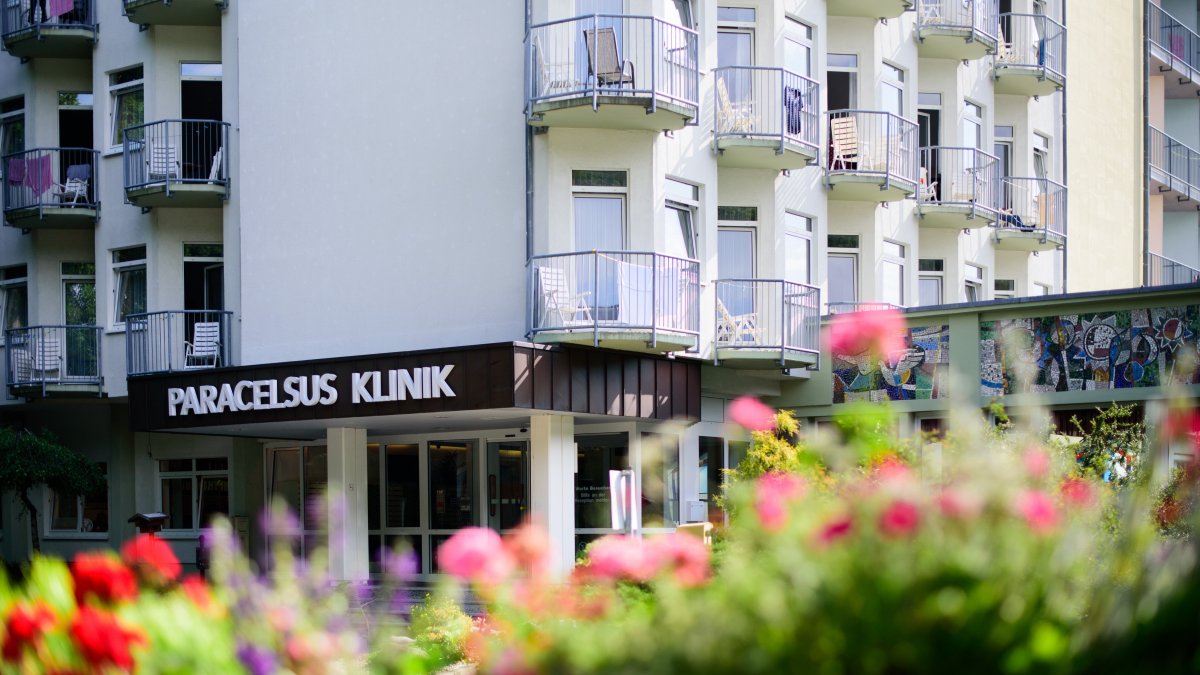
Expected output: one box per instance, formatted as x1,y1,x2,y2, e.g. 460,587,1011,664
1059,0,1068,294
1142,0,1151,286
525,0,535,337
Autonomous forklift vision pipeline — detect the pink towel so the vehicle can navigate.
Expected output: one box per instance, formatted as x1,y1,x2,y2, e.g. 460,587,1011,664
24,154,53,196
5,158,24,185
49,0,74,18
1172,33,1186,59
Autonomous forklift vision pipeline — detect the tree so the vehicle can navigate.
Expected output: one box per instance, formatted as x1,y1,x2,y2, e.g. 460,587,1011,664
0,427,104,554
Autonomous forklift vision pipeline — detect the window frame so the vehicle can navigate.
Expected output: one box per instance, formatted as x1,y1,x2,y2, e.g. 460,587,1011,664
827,234,860,306
0,96,24,159
994,278,1016,299
962,100,983,149
784,211,814,284
0,264,29,345
45,462,108,539
107,66,145,151
918,258,944,307
62,262,97,326
880,240,906,307
156,456,231,533
784,17,814,78
111,245,147,330
665,177,700,260
964,263,985,302
880,61,905,117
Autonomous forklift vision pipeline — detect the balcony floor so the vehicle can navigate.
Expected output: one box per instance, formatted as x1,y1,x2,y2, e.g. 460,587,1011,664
993,228,1065,252
715,346,818,370
916,202,997,229
8,381,103,398
1150,169,1200,211
532,327,697,354
916,30,997,60
827,0,912,19
1150,43,1200,98
125,0,223,26
826,173,916,202
992,66,1064,97
715,138,818,171
2,27,93,59
529,96,696,131
126,182,227,208
4,205,97,229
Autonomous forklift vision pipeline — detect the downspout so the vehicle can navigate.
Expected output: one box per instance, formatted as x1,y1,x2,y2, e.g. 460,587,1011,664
1142,0,1151,286
525,0,535,337
1059,1,1068,293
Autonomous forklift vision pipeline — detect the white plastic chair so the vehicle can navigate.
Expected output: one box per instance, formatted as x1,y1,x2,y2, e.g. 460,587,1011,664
184,321,222,369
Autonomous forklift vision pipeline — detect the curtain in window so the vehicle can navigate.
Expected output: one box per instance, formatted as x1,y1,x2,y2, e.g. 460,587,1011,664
785,233,810,284
116,267,146,322
718,229,755,315
3,284,27,330
574,195,624,316
828,254,857,305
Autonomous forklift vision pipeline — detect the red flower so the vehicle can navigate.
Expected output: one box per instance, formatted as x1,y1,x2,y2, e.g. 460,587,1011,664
728,396,776,432
649,534,711,587
2,602,56,663
1015,490,1059,535
816,515,854,546
828,308,907,358
180,575,219,615
71,553,137,605
121,534,182,587
754,473,807,532
1060,477,1096,508
69,607,143,671
878,500,921,538
437,527,515,586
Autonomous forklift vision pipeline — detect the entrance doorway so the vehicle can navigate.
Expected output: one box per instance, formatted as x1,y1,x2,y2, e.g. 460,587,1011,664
180,63,222,181
487,441,530,532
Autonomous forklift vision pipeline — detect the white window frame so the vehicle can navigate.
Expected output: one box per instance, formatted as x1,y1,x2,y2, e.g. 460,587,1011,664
827,54,859,108
784,17,814,78
881,240,906,307
918,258,944,307
784,211,813,284
111,245,147,330
994,278,1016,299
45,463,108,540
571,172,628,252
156,456,231,534
962,100,983,149
827,235,860,306
964,263,985,302
62,262,96,325
880,61,905,117
108,65,144,151
665,177,700,260
717,225,757,279
1033,132,1051,179
0,265,28,345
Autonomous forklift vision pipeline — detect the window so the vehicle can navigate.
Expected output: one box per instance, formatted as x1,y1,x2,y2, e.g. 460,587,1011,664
641,433,680,529
784,18,813,78
880,62,904,117
112,246,146,326
669,0,694,28
828,234,859,306
718,6,755,105
63,263,96,326
1033,133,1051,180
427,441,477,530
962,101,983,149
573,171,627,250
665,178,699,259
1,265,28,339
1035,282,1051,296
181,62,223,79
964,263,984,302
159,458,229,531
784,212,813,284
881,241,906,307
0,96,24,158
108,66,144,147
994,279,1016,299
918,258,943,306
718,207,756,315
716,6,756,22
49,463,108,534
827,54,858,109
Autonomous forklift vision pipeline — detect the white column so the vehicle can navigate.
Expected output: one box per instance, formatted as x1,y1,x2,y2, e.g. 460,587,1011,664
326,427,369,582
529,414,575,576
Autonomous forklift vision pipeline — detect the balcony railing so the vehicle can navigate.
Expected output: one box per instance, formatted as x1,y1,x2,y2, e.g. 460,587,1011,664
918,146,1000,211
1149,3,1200,78
2,147,98,215
996,13,1065,80
126,310,233,375
916,0,999,43
527,14,699,115
827,302,902,316
713,66,819,155
1147,251,1200,287
5,325,102,395
826,110,919,186
714,280,821,364
123,119,230,196
1,0,94,46
995,177,1066,237
1149,127,1200,202
529,251,699,349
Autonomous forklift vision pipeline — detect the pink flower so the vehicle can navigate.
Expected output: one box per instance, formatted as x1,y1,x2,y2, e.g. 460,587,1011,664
504,522,552,577
815,515,854,546
1023,447,1051,479
936,488,982,521
649,534,710,587
872,456,912,483
878,499,921,538
728,396,776,432
754,473,807,532
1015,490,1059,535
1059,477,1095,508
828,308,907,358
437,527,515,585
585,535,657,583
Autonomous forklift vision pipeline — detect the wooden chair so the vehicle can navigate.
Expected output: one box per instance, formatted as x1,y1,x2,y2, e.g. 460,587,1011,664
584,26,635,89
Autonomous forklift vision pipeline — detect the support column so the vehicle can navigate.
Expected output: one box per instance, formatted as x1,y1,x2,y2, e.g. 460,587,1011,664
326,427,369,582
529,414,575,576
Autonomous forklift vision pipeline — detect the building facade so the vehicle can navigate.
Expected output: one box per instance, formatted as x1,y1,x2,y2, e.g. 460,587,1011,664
0,0,1174,579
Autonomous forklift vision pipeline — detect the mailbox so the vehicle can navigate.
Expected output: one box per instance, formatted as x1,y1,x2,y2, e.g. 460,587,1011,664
127,512,169,534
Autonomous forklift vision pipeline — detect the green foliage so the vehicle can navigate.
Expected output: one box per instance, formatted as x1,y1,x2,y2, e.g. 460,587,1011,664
409,593,474,663
1069,404,1145,486
0,427,103,499
1154,467,1197,539
726,410,817,482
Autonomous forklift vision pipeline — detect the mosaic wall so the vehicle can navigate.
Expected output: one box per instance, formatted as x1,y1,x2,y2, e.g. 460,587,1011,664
833,325,950,403
980,305,1200,397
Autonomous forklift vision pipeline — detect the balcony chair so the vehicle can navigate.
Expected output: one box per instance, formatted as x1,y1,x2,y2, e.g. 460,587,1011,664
995,27,1017,63
951,166,984,203
717,77,755,134
184,321,222,369
32,337,62,382
1035,191,1056,228
829,116,860,170
532,36,579,96
207,147,224,183
715,298,758,346
584,26,635,90
918,167,939,202
535,266,593,328
147,143,180,182
53,163,91,206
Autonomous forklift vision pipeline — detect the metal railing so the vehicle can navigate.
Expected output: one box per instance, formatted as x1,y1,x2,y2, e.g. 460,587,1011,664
1,0,94,41
123,119,230,194
916,0,999,43
2,147,97,214
529,251,700,348
1146,251,1200,287
826,302,902,316
714,280,821,363
917,146,1000,212
995,177,1066,238
996,13,1065,80
826,110,919,186
126,310,233,375
5,325,102,394
1149,2,1200,77
1149,127,1200,201
713,66,820,155
527,14,699,115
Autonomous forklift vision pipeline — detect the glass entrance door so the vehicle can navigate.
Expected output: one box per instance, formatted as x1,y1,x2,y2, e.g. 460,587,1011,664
266,446,326,564
486,441,530,532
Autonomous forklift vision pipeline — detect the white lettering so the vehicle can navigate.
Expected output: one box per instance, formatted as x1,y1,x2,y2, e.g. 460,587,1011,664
282,376,301,408
422,367,431,399
199,385,220,414
182,387,202,416
253,380,271,410
352,372,373,404
217,383,238,412
431,365,455,398
167,388,185,417
299,376,321,406
318,374,338,405
234,381,254,411
399,368,421,400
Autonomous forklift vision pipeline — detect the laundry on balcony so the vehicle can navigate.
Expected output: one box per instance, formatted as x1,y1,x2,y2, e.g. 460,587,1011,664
4,153,53,194
784,86,805,136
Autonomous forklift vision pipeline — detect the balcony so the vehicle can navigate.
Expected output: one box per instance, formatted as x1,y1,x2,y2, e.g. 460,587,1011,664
123,119,230,209
5,325,102,397
1148,3,1200,97
3,148,98,230
1,0,94,59
126,310,233,375
713,67,819,171
916,146,999,229
527,14,699,131
992,177,1066,251
826,0,912,20
529,251,699,354
1146,252,1200,287
825,110,918,202
1149,127,1200,210
915,0,999,60
123,0,226,27
993,13,1065,97
713,280,820,369
827,302,902,316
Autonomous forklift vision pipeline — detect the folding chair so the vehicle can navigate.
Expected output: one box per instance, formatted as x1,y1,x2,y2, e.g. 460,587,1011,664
584,26,635,89
829,116,860,170
536,266,594,327
185,321,222,369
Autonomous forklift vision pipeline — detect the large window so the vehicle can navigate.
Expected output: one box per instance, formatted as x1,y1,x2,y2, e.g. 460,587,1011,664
784,212,813,284
918,259,943,306
718,207,757,315
827,54,858,109
158,458,229,531
574,433,630,554
718,6,755,103
0,96,24,158
573,170,626,251
108,66,144,147
784,18,813,78
111,246,146,326
641,433,680,529
962,101,983,149
827,234,859,306
427,440,477,531
665,177,699,259
49,463,108,534
1,265,28,338
994,279,1016,299
881,241,906,307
